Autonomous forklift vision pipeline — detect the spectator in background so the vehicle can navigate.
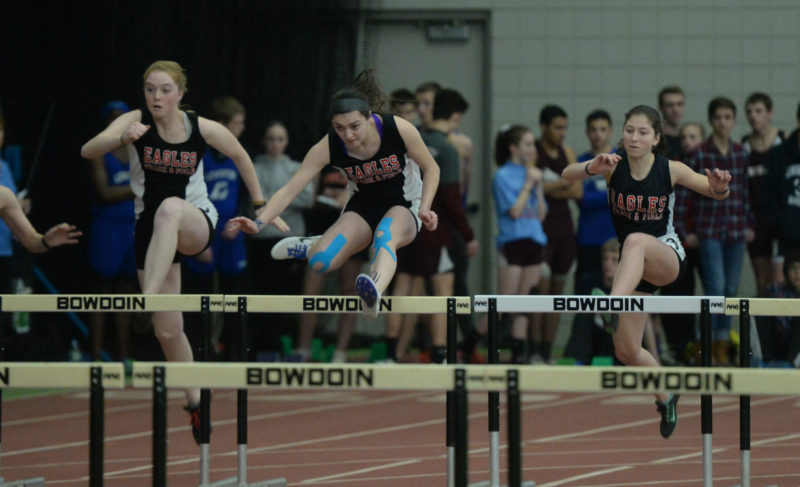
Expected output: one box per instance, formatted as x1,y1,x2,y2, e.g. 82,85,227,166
742,92,785,296
393,89,478,364
658,86,686,160
493,124,547,364
756,251,800,367
575,109,617,283
415,81,441,130
661,122,707,365
182,96,249,359
444,88,483,362
563,238,618,365
763,103,800,260
247,121,314,353
0,112,35,357
532,105,582,364
390,88,418,125
682,97,752,366
85,100,137,362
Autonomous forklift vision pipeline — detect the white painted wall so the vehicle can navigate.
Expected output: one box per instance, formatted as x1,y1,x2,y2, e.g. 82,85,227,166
371,0,799,153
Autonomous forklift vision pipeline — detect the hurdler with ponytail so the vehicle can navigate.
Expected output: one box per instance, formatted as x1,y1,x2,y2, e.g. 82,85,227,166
229,69,440,319
561,104,733,439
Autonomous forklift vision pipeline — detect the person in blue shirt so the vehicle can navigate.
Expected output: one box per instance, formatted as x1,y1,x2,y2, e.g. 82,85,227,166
492,124,547,364
0,114,80,253
86,100,137,361
575,110,617,283
182,96,249,359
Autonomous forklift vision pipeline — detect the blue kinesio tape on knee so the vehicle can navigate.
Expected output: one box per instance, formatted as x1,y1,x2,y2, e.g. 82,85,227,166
371,218,397,263
309,234,347,273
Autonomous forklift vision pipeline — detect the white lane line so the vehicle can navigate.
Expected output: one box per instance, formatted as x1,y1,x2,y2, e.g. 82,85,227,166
298,459,421,483
536,466,633,487
531,395,792,444
525,395,796,486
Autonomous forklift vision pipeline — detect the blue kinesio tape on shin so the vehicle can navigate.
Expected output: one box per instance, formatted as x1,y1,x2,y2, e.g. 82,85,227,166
309,234,347,273
371,218,397,263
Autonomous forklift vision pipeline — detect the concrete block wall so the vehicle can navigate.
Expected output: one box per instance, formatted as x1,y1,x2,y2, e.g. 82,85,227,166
373,0,800,151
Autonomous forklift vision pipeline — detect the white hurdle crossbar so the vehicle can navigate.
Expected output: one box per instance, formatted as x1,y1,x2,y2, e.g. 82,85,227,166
222,295,471,314
0,294,472,315
474,294,726,314
0,294,223,312
131,362,800,396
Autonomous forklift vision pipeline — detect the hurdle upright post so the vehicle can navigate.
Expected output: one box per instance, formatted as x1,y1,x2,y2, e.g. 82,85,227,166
153,365,167,487
739,298,751,487
0,295,4,472
447,298,457,487
454,367,468,487
700,299,713,487
506,368,521,487
200,295,212,485
488,298,500,487
237,296,249,484
89,366,104,487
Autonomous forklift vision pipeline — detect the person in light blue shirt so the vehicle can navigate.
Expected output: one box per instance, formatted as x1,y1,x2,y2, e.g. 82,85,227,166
492,124,547,364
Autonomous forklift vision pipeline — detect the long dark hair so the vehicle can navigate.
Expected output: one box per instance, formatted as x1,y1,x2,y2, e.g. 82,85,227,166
618,105,669,157
494,124,531,166
329,68,389,119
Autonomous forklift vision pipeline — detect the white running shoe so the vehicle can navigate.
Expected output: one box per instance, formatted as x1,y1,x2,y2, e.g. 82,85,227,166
270,235,321,260
355,273,380,320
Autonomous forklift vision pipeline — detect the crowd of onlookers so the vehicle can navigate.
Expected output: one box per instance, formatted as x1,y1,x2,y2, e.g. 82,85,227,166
2,82,799,368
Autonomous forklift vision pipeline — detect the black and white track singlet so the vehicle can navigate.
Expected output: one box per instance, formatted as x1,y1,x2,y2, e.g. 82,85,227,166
128,110,218,226
608,152,685,260
327,113,422,208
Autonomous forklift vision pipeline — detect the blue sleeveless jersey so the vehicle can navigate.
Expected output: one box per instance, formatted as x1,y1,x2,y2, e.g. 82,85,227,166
88,153,136,277
183,149,246,275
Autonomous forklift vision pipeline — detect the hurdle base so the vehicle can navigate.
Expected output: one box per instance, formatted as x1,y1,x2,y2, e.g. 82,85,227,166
0,478,46,487
468,481,535,487
207,478,286,487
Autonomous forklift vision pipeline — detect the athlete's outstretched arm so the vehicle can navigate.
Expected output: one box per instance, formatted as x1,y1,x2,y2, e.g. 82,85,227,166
81,110,145,159
395,116,440,231
229,137,330,234
0,187,81,253
669,160,731,200
198,117,264,205
562,152,621,182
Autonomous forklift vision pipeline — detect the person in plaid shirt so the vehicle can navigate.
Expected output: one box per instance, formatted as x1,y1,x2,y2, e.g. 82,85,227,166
677,97,754,365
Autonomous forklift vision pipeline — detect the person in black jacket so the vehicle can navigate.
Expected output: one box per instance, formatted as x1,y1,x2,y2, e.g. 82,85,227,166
763,124,800,259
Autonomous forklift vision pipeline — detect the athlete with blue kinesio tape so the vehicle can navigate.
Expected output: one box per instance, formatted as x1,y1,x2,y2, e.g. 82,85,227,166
229,69,440,318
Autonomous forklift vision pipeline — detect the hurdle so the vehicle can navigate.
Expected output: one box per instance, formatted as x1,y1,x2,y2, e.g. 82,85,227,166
0,362,124,487
723,297,800,487
474,294,726,487
132,361,477,487
213,295,470,487
0,294,224,487
131,360,800,486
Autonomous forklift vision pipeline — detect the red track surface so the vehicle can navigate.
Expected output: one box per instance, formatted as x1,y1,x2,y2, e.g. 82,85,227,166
2,385,799,486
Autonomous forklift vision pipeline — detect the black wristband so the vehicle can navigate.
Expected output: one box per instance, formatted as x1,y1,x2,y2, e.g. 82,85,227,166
41,235,51,250
713,186,730,195
584,162,594,176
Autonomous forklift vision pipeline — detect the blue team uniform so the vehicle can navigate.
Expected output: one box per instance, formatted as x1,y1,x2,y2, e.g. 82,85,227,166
0,161,18,257
183,149,247,275
89,153,137,277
